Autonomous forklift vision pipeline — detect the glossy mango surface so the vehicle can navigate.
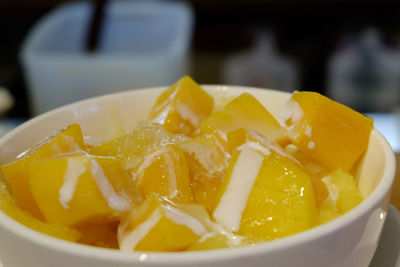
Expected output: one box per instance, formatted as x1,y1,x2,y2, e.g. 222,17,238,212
1,124,85,218
134,144,193,203
281,91,373,171
200,93,288,145
118,194,210,251
148,76,214,135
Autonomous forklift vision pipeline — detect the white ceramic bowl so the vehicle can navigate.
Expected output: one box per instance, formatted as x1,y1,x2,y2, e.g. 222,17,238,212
0,86,395,267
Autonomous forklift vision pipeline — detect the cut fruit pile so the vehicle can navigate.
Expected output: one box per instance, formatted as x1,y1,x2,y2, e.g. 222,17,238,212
0,76,373,251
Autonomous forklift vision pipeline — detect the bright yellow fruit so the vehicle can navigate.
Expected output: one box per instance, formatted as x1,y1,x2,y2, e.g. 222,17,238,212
228,128,328,210
28,154,141,227
200,93,288,146
281,91,373,171
226,128,288,155
148,76,214,136
134,144,193,203
284,144,327,177
1,124,85,219
284,144,329,208
118,194,210,252
0,180,81,242
178,135,230,211
213,141,317,241
187,233,231,251
227,128,264,153
319,169,363,219
186,232,251,251
186,227,257,251
89,122,188,171
77,222,119,249
227,129,328,209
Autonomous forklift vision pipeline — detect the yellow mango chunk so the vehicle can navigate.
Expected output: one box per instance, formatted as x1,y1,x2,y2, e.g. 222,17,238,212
148,76,214,135
89,122,188,171
318,169,363,224
284,144,327,177
1,124,85,218
118,194,210,252
178,135,230,211
0,180,81,242
28,154,141,227
228,129,328,209
77,222,119,249
187,233,232,251
226,128,288,155
284,144,329,208
186,229,256,251
200,93,288,146
213,141,317,241
134,144,193,203
280,91,373,171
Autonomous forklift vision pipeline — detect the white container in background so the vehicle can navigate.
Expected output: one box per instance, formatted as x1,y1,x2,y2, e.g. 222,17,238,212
21,0,193,115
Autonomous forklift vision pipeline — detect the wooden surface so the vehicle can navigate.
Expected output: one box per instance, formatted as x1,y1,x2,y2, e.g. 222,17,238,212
390,154,400,211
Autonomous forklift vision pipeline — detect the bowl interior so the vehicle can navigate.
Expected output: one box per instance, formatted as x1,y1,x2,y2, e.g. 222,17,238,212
0,85,395,264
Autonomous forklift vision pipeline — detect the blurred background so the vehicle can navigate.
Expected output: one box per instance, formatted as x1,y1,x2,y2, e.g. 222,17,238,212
1,0,400,149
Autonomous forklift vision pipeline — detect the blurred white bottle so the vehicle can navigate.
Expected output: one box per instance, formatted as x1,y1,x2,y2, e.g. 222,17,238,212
222,31,298,92
327,28,400,112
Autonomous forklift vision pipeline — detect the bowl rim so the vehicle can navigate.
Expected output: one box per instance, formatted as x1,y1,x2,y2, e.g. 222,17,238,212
0,85,396,264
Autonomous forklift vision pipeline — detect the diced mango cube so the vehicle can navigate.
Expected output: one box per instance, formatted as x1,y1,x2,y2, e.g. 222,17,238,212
0,180,81,242
280,91,373,171
284,144,329,208
178,135,230,211
284,144,327,177
319,169,363,222
213,141,317,241
228,129,328,209
118,194,210,252
89,122,188,170
200,93,288,146
1,124,85,218
77,222,119,249
187,233,232,251
186,232,251,251
28,154,141,227
134,144,193,203
226,128,288,156
148,76,214,135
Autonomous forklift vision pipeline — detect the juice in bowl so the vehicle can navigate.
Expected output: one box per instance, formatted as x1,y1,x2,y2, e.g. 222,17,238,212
0,76,395,267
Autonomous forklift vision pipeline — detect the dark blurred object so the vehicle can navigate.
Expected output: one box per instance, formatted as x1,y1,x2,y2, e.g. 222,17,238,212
2,0,400,117
85,0,107,52
222,31,298,91
328,29,400,113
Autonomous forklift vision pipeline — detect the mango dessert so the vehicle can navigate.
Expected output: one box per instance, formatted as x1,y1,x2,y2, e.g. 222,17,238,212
1,123,85,219
0,76,372,252
90,122,189,171
29,154,141,227
318,169,364,224
200,92,288,146
280,91,373,171
0,179,81,242
118,194,210,252
133,143,193,203
178,135,230,211
148,76,214,136
213,132,317,240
